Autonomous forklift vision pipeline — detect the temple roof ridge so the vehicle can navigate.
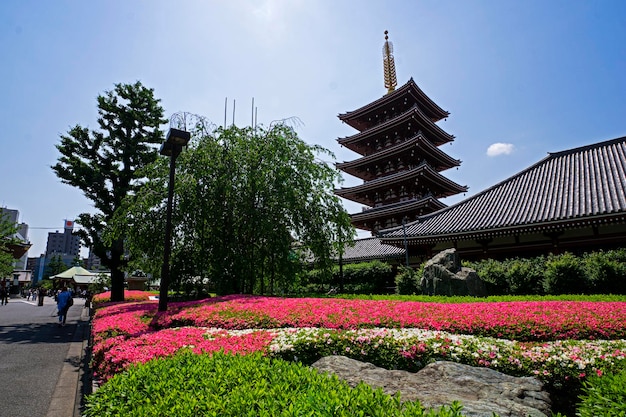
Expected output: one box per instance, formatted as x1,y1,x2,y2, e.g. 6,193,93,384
378,135,626,242
337,104,454,150
335,164,467,196
339,78,449,125
336,133,461,172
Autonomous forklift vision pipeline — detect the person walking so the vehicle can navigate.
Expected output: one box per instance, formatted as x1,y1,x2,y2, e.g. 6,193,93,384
56,287,73,326
0,286,7,305
37,286,46,306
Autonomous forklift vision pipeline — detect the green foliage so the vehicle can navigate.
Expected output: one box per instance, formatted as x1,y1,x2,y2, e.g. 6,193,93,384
543,253,588,295
88,273,111,294
395,265,422,295
338,260,394,294
0,212,18,279
298,261,396,295
44,254,67,280
84,350,466,417
583,249,626,294
577,368,626,417
38,278,53,291
465,258,510,295
339,293,626,303
119,123,354,296
466,250,626,296
52,81,167,302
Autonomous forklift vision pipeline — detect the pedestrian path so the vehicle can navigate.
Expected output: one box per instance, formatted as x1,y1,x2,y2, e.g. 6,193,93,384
47,304,91,417
0,295,91,417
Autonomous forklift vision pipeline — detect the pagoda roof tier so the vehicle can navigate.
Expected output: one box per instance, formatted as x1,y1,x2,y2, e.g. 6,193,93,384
339,78,450,132
337,105,454,156
335,164,468,206
351,196,446,225
336,133,461,181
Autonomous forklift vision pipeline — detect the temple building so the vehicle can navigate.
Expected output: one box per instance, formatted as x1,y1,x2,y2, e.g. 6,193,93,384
379,136,626,261
335,31,467,235
334,32,625,266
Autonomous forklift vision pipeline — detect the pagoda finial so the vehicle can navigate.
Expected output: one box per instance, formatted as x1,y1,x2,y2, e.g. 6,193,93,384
383,30,397,94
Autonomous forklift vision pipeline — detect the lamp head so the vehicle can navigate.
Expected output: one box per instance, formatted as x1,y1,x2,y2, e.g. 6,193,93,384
165,128,191,146
159,141,174,156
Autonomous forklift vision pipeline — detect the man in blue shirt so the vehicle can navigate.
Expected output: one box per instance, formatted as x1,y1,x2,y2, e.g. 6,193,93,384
56,287,73,327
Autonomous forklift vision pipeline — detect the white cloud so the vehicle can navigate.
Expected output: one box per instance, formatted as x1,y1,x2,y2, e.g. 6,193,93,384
486,143,515,157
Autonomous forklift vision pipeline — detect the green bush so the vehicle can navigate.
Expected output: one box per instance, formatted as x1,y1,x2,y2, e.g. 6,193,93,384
84,350,467,417
338,260,395,294
301,249,626,296
395,265,423,295
577,368,626,417
298,261,396,294
505,256,545,295
543,253,589,295
583,250,626,294
466,258,509,295
467,249,626,296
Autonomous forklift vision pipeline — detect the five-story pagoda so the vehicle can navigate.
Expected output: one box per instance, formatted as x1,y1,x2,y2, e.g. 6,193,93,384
335,31,467,234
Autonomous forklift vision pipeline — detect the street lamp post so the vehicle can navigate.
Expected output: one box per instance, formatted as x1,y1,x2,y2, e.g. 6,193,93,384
402,216,410,267
158,127,191,312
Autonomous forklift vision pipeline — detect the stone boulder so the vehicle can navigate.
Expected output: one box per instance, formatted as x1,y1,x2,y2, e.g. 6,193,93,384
420,248,487,296
311,356,551,417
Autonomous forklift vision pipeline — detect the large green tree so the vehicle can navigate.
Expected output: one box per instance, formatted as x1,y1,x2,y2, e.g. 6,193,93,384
119,122,354,296
52,82,167,301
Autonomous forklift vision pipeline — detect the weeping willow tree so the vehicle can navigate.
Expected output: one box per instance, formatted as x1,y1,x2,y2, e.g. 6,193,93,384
116,122,354,296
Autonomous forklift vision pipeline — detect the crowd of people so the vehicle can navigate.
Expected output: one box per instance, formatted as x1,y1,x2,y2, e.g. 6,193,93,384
1,285,93,322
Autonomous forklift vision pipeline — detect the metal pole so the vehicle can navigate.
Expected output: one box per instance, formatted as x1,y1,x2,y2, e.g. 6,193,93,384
339,251,344,293
158,148,178,312
402,217,409,267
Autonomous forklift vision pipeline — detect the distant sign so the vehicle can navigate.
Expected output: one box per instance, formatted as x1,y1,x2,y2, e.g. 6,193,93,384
65,220,74,229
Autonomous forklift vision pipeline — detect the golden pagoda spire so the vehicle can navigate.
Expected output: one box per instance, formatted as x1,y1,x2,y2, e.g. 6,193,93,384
383,30,397,94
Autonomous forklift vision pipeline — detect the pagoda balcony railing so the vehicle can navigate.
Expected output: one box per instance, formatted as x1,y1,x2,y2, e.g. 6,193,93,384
361,160,428,183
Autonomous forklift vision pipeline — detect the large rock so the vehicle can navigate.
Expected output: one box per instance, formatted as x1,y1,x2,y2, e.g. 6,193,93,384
421,248,487,296
312,356,551,417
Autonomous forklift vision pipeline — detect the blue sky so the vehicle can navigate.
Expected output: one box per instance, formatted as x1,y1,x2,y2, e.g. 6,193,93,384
1,0,625,257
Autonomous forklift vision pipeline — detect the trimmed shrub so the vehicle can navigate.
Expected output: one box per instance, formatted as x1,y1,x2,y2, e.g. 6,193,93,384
583,250,626,294
84,350,466,417
543,253,589,295
395,265,424,295
338,260,395,294
505,256,546,295
577,368,626,417
466,258,509,295
298,261,396,294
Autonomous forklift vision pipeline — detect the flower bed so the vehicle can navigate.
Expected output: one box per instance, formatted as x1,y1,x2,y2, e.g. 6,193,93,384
90,293,626,388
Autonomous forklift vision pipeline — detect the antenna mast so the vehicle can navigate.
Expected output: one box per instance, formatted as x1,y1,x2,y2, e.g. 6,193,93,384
224,97,227,128
383,30,397,94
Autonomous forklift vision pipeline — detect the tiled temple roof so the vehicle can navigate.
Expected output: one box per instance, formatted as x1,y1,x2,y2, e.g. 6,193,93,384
351,197,447,223
336,133,461,180
340,237,406,262
379,136,626,244
337,104,454,155
339,78,449,131
335,163,468,205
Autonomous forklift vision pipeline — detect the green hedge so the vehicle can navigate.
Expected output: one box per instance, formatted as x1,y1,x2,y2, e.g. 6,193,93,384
84,350,467,417
298,260,395,294
303,249,626,297
465,249,626,296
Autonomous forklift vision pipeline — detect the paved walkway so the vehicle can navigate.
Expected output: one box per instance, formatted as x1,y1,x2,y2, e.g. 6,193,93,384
0,294,91,417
